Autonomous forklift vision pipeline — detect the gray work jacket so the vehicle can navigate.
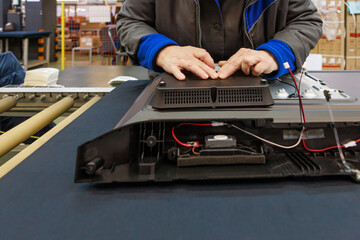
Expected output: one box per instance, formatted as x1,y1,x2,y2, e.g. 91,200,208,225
116,0,322,71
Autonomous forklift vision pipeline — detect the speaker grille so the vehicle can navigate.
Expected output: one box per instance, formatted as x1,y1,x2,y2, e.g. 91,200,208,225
164,90,211,105
217,88,263,103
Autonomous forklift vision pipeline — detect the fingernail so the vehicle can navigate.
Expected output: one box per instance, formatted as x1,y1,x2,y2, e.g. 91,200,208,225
203,74,209,79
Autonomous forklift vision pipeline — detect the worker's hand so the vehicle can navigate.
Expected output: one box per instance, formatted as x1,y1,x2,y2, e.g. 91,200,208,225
217,48,278,79
156,46,218,81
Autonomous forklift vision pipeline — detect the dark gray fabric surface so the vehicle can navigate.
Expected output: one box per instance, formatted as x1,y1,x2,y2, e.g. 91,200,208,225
1,80,360,240
57,66,149,87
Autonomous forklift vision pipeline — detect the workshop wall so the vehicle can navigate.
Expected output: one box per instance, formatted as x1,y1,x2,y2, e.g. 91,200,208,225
57,2,127,69
311,0,345,70
311,0,360,70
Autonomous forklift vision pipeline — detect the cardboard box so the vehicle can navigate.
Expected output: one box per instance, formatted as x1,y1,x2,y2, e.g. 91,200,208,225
356,58,360,69
318,37,327,55
80,19,106,29
346,13,356,56
322,56,345,70
310,44,319,54
80,36,101,48
346,57,356,70
356,14,360,57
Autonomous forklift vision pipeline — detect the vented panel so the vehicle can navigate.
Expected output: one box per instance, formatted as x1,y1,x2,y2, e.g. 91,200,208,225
218,89,263,103
164,90,211,105
286,151,321,174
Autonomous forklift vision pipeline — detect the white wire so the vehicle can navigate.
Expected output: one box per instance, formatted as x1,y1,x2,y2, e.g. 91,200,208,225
230,125,305,149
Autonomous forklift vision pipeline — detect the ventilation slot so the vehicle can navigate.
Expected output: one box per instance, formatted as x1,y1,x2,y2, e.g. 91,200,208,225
164,90,211,105
286,151,321,174
217,88,263,103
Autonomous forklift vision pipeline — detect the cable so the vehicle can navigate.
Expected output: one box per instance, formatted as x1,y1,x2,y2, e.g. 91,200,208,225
230,124,305,149
284,63,360,154
192,146,200,155
302,139,360,152
173,120,305,150
275,79,297,92
285,63,306,124
171,123,212,147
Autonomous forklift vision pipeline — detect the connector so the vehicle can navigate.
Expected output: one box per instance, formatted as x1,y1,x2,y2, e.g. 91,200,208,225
344,141,357,148
302,62,307,70
211,121,227,127
187,141,199,147
283,62,290,69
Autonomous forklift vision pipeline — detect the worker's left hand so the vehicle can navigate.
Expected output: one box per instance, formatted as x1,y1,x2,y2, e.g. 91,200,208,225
217,48,278,79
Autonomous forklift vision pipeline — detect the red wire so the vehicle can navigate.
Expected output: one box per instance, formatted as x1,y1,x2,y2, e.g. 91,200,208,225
171,123,212,147
172,126,191,147
288,69,306,124
302,138,360,152
288,67,360,152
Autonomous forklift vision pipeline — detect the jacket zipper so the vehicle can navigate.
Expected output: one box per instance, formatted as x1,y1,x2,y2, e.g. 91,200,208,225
244,0,256,49
194,0,201,48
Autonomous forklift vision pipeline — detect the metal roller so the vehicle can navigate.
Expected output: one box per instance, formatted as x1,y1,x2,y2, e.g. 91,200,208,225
0,96,17,114
0,96,74,158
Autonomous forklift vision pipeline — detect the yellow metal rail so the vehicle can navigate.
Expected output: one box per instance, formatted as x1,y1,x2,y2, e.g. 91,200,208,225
61,1,65,70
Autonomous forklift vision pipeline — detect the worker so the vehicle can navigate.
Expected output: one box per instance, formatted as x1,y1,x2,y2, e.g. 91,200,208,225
116,0,322,80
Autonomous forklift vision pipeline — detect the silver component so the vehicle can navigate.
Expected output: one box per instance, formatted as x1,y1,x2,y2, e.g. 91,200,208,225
213,135,229,141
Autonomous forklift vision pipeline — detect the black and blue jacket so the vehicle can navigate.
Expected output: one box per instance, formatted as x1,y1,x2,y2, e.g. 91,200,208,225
117,0,322,78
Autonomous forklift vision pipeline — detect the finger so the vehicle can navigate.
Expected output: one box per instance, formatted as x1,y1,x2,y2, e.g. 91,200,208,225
195,59,218,79
217,60,239,79
218,61,226,67
193,49,215,68
180,61,209,79
252,61,269,76
170,65,186,80
240,56,261,75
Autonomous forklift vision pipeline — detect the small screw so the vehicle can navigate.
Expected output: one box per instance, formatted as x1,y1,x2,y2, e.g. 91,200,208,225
40,95,46,101
261,79,267,84
159,81,166,87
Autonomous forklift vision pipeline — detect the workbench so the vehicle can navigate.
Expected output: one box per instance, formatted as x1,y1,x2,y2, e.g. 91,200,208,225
0,31,51,70
0,68,360,240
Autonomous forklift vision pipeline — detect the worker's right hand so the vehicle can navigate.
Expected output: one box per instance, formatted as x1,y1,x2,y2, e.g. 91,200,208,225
156,46,218,81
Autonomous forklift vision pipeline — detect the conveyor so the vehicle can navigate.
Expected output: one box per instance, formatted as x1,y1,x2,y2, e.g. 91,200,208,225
0,87,110,173
0,87,111,116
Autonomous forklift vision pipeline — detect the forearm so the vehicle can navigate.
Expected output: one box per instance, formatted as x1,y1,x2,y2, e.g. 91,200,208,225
116,0,158,64
272,0,323,69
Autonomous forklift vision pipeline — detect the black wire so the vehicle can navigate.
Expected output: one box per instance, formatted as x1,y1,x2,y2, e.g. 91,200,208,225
277,75,304,127
275,79,296,94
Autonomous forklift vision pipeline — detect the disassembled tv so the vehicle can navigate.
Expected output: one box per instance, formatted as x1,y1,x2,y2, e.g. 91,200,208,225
75,72,360,183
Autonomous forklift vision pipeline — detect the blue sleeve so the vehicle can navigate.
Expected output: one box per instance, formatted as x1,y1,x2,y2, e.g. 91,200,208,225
256,39,296,79
137,33,179,71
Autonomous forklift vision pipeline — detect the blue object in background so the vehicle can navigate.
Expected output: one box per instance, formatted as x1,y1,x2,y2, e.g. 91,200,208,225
0,51,25,86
